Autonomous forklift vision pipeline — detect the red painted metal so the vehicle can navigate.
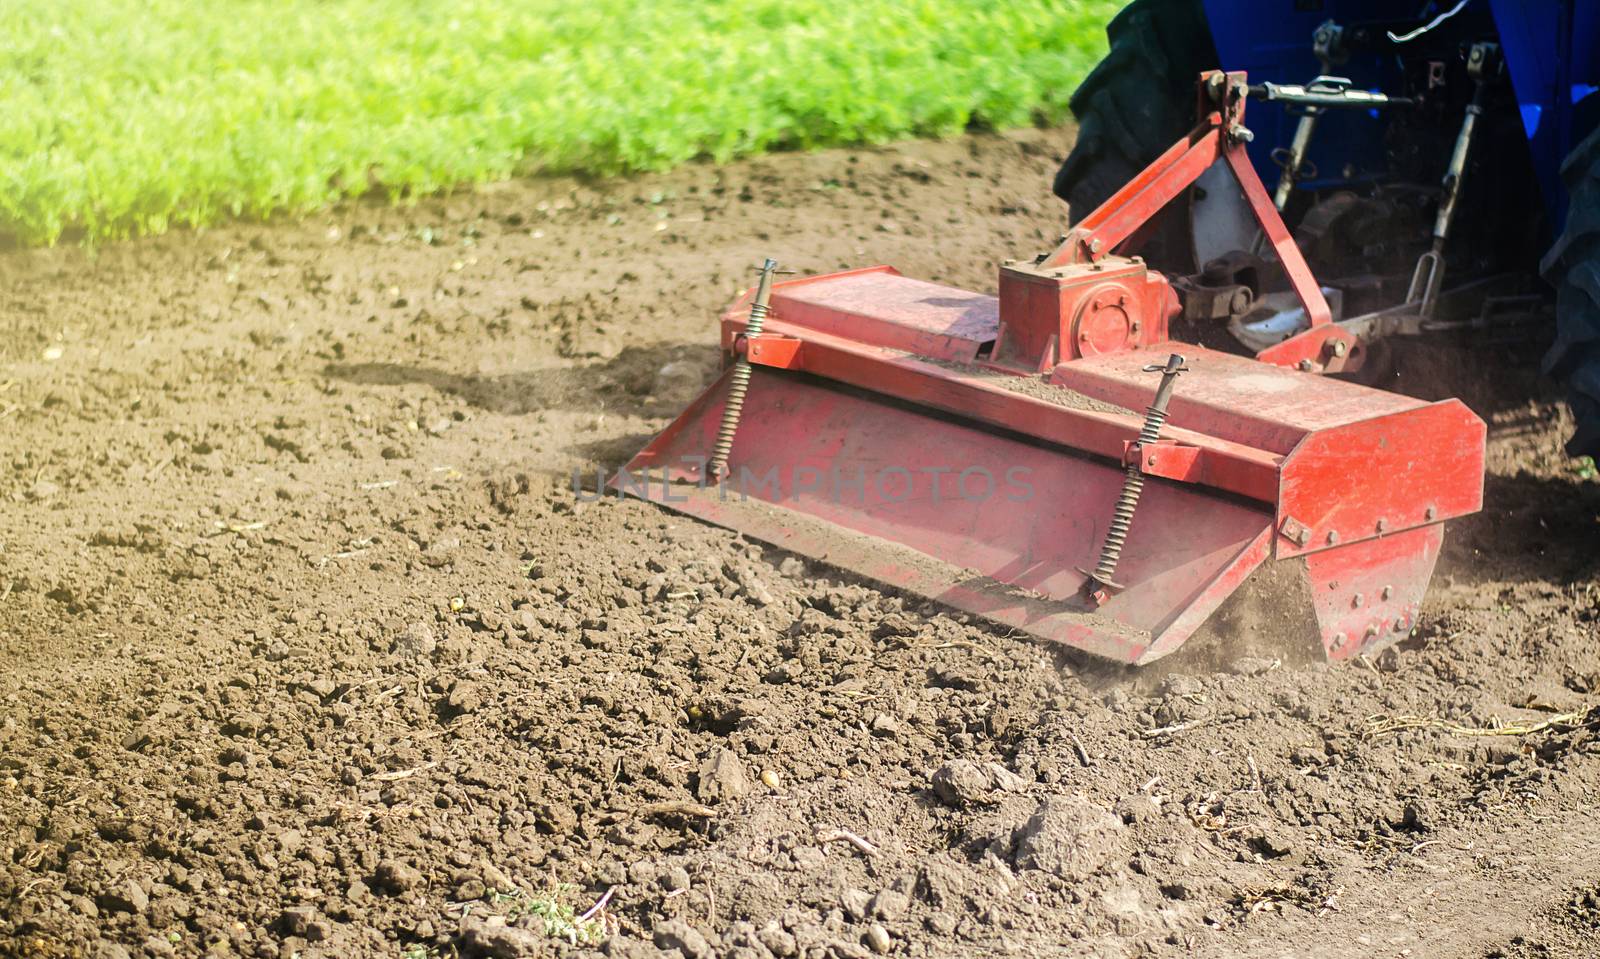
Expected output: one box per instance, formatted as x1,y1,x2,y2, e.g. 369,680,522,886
718,316,1284,503
612,69,1487,665
1127,439,1202,482
990,259,1177,372
1276,400,1484,558
1303,524,1443,661
1035,71,1358,375
1050,344,1423,453
624,367,1274,664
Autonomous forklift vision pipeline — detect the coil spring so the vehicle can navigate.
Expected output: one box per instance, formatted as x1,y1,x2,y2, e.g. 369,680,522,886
1090,405,1168,584
704,298,771,478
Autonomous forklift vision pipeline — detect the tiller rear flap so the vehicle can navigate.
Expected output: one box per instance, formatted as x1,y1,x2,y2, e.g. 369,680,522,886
613,73,1484,665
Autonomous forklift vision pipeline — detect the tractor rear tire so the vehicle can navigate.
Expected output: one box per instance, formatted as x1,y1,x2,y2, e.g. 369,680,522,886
1542,126,1600,459
1052,0,1218,271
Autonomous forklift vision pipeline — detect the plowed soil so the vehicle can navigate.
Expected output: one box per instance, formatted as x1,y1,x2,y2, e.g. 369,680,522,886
3,128,1599,959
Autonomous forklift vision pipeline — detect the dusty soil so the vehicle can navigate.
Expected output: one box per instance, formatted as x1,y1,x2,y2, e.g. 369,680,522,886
2,127,1599,959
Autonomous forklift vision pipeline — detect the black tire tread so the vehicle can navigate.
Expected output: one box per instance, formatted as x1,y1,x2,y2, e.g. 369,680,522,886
1052,0,1218,271
1543,124,1600,458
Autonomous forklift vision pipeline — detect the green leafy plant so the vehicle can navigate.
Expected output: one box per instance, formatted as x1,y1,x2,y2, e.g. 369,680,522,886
492,883,608,945
1,0,1116,244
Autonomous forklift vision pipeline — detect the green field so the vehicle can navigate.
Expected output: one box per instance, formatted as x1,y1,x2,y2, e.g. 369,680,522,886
1,0,1116,244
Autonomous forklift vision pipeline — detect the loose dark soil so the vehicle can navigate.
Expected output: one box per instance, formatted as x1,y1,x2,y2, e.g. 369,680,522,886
2,128,1599,959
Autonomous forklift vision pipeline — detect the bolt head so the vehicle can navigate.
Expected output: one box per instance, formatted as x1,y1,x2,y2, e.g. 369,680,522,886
1326,530,1340,545
1381,585,1393,601
1331,632,1347,649
1364,624,1380,639
1376,518,1388,534
1425,505,1437,521
1295,529,1311,547
1352,594,1365,609
1331,339,1348,357
1298,359,1315,371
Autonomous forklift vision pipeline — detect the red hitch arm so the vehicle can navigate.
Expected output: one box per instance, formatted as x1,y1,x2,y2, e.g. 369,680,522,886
1043,71,1358,373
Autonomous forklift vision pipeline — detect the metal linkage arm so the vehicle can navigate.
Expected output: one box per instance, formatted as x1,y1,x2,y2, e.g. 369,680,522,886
1043,71,1359,373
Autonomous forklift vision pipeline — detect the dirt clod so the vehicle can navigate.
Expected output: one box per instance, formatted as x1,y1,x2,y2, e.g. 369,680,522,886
374,859,424,895
696,747,752,803
461,918,548,958
653,919,714,959
930,759,1024,807
1013,794,1127,882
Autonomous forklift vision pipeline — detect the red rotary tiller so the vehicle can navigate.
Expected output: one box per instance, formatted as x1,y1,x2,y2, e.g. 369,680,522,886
618,72,1484,665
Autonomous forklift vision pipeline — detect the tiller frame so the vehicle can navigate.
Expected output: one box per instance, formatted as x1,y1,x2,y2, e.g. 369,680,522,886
616,72,1484,666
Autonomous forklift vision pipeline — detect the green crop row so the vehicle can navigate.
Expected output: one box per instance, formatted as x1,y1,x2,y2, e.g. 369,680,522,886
0,0,1116,244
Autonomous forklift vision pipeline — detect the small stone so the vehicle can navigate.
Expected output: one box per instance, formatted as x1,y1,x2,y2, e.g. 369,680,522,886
760,769,782,790
925,913,956,935
864,924,892,954
90,943,131,959
537,802,578,836
869,714,899,737
653,919,713,959
778,557,806,578
931,760,990,807
696,748,752,804
455,876,487,900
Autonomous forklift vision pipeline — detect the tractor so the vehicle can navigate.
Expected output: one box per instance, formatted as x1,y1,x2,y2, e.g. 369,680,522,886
1054,0,1600,458
614,1,1599,666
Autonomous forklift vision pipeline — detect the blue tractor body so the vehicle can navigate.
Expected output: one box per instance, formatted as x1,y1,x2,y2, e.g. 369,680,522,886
1201,0,1600,234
